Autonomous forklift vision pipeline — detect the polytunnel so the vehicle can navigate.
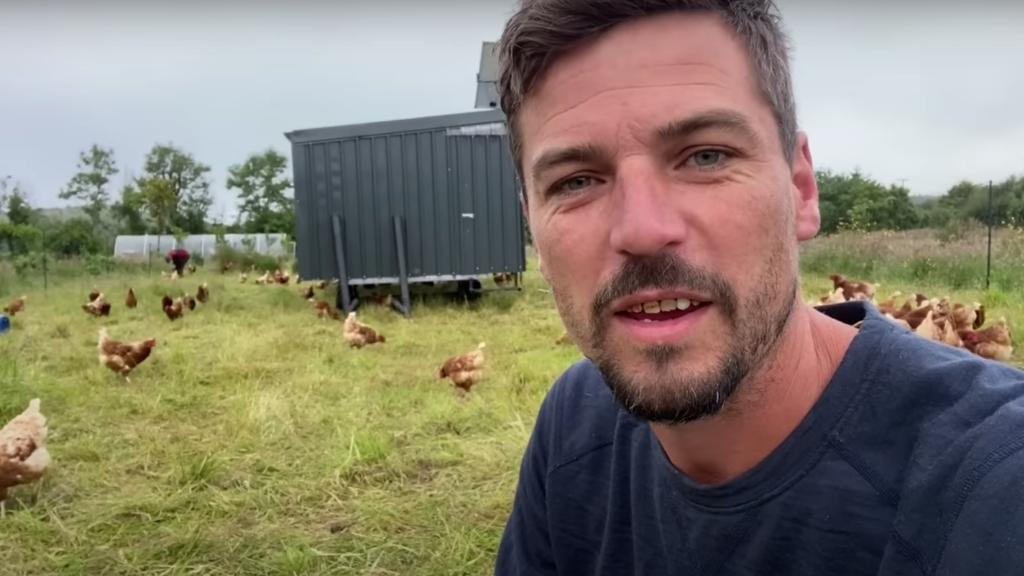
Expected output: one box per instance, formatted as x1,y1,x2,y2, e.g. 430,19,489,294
112,234,291,261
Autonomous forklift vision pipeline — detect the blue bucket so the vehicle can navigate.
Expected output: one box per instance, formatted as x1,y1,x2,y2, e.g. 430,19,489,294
0,314,9,335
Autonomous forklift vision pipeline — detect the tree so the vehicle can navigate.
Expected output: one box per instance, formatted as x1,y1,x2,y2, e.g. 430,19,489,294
0,176,32,223
59,145,118,228
7,193,35,226
929,177,1024,228
135,144,213,233
0,175,10,215
110,183,148,234
816,170,921,234
45,217,103,257
139,177,177,237
0,179,41,255
226,149,294,234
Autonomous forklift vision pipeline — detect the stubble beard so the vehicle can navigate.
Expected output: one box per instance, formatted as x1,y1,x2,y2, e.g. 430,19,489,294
552,250,798,425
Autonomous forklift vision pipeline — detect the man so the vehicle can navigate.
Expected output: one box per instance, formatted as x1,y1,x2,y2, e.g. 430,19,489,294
166,247,190,276
494,1,1024,574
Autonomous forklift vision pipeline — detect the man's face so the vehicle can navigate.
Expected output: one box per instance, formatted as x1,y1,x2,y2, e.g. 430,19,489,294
519,13,821,423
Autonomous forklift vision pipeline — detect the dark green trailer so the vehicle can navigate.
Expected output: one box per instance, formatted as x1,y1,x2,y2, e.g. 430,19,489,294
285,109,526,314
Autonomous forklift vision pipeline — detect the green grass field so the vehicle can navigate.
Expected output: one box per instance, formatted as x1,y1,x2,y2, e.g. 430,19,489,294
1,230,1021,575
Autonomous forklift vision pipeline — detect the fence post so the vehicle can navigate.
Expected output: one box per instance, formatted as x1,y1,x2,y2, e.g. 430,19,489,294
42,226,48,291
986,180,993,290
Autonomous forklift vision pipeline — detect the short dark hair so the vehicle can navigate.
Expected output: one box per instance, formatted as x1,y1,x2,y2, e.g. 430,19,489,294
497,0,797,187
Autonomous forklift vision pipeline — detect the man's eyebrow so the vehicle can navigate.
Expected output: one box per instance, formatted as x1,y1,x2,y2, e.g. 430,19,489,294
527,110,760,188
529,143,609,187
654,109,761,145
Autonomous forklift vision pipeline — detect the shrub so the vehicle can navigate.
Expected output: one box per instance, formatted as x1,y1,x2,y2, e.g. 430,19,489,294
212,243,280,273
13,252,43,276
84,253,116,275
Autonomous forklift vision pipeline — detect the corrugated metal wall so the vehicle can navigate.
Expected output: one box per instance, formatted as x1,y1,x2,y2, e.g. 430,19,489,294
289,113,525,284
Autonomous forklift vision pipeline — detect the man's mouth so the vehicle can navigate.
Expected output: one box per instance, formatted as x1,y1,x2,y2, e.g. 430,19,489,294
615,296,711,322
607,293,714,345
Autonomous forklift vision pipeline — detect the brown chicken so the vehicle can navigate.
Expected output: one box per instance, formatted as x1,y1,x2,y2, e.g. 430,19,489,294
82,293,112,317
828,274,877,301
98,328,156,383
162,295,184,321
183,295,197,311
950,302,981,333
913,311,941,342
893,299,915,319
311,300,339,320
301,285,315,300
273,270,291,285
196,283,209,304
438,343,487,395
343,312,385,348
3,296,26,316
493,273,515,287
0,398,51,518
900,303,934,331
882,313,912,331
368,293,394,308
819,288,846,305
874,291,903,316
125,288,138,309
960,319,1014,362
88,288,101,303
316,280,329,290
939,320,963,349
187,264,197,274
974,304,986,330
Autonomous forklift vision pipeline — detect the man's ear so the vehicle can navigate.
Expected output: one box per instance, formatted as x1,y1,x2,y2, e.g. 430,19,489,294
791,132,821,241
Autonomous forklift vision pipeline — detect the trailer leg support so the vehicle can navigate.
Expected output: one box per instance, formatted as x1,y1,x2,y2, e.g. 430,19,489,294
332,214,359,313
392,216,412,317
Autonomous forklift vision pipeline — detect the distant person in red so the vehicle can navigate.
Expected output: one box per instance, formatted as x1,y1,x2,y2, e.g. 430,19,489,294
166,248,190,276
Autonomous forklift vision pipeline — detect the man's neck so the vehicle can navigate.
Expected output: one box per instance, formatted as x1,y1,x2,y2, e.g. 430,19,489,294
650,302,858,486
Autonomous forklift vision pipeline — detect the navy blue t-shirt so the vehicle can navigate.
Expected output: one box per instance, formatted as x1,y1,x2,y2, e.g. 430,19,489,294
497,301,1024,575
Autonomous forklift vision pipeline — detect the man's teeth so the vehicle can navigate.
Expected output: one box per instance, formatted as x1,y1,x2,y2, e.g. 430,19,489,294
628,298,694,314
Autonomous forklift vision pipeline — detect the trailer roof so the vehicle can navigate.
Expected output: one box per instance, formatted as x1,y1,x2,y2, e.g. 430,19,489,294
285,109,506,144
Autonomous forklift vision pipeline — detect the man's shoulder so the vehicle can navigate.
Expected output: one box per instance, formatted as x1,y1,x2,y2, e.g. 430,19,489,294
856,318,1024,468
854,319,1024,567
538,360,629,470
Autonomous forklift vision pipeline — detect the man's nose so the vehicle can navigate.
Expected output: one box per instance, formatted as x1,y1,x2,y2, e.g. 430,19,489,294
608,160,685,257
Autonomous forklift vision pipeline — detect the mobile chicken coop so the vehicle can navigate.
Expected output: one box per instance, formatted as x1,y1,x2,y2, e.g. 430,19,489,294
285,109,526,315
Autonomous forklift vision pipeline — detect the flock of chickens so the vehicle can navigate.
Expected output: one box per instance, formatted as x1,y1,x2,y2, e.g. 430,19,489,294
2,269,1016,519
2,280,202,516
817,274,1015,362
0,265,490,517
294,274,486,387
237,267,485,384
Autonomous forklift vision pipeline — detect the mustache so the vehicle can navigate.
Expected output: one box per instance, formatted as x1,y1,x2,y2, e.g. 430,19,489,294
591,253,737,321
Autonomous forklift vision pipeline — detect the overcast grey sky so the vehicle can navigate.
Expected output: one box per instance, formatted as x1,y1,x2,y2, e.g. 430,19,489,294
2,1,1022,221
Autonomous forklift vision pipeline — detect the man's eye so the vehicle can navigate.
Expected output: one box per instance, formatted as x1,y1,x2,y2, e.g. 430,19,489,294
686,150,729,170
553,175,597,195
